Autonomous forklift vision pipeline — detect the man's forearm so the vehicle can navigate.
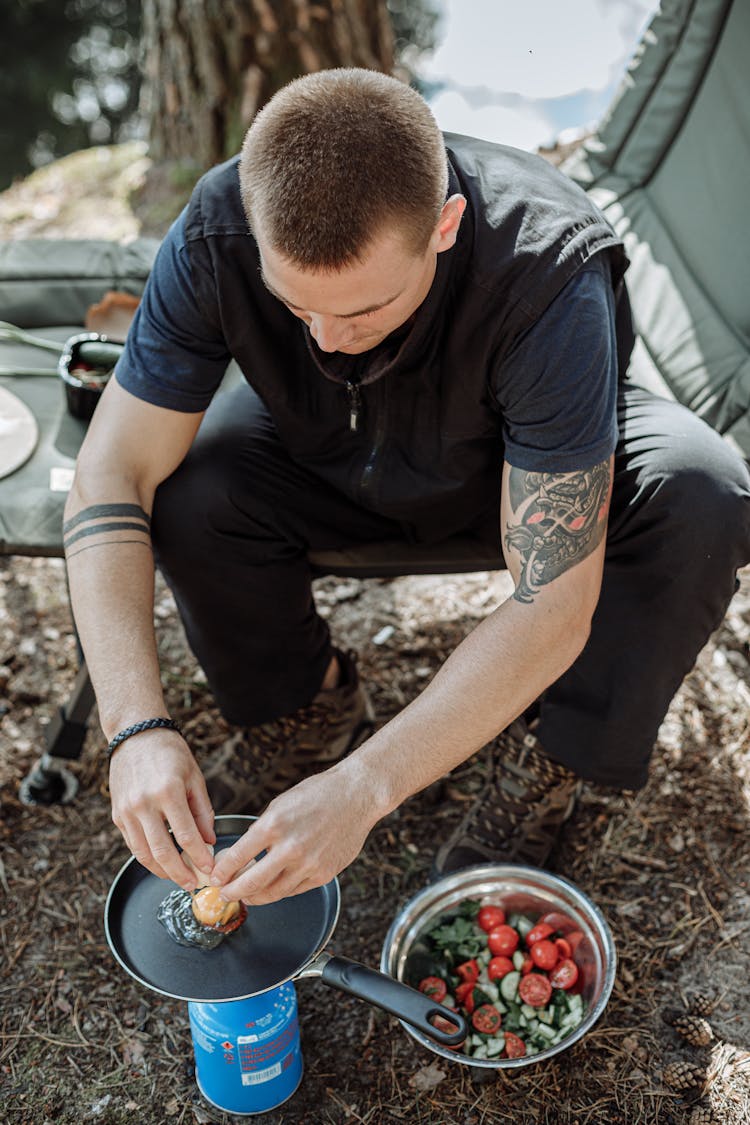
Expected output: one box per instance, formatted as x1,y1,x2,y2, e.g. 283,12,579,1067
64,487,167,738
348,587,591,819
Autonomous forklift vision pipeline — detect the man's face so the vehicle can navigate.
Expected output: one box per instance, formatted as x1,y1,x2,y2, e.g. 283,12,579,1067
256,197,465,355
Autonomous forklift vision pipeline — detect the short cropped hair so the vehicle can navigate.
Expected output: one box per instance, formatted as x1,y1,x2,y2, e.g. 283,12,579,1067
239,68,449,270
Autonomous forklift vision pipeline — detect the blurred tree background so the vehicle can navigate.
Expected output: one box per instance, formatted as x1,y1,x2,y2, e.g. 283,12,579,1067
1,0,439,193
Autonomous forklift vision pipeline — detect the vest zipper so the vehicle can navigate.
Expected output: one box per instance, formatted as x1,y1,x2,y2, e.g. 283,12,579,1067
359,377,388,501
345,379,362,432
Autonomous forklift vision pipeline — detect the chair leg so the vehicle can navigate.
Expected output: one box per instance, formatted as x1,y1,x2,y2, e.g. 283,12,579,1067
19,659,96,806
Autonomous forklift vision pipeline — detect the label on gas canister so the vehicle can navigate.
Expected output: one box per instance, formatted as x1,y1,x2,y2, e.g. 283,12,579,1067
238,1019,299,1084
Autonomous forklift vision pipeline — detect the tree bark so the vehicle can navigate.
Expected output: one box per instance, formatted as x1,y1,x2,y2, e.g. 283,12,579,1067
141,0,395,170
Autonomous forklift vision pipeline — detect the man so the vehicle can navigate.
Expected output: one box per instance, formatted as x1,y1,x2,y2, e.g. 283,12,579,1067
64,69,750,905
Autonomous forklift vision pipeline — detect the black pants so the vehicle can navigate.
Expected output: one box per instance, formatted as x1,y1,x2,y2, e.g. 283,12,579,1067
151,383,750,790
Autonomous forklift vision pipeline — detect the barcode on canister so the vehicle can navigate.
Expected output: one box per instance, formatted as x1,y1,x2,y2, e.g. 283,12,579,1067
241,1062,282,1085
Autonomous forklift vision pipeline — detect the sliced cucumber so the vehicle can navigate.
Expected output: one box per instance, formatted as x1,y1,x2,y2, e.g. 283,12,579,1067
503,999,522,1031
512,950,526,971
486,1036,506,1057
551,990,569,1025
481,981,500,1004
559,1010,584,1031
499,970,521,1004
567,993,584,1016
508,913,534,940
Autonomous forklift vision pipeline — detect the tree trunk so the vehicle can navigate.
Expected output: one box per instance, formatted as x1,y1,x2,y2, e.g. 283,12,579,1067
140,0,395,170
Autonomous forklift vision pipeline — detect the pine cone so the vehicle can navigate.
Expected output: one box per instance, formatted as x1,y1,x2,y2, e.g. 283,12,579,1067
661,1006,683,1026
662,1060,707,1090
672,1014,714,1048
689,991,718,1017
688,1108,716,1125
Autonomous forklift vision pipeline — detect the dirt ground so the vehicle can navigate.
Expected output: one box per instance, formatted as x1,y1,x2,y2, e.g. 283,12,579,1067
1,557,750,1125
1,144,750,1124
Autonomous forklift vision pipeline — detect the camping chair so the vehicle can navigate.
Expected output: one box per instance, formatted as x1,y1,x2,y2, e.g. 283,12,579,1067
2,0,747,804
562,0,749,459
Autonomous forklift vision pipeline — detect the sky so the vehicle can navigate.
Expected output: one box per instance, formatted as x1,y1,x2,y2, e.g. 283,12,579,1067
417,0,661,151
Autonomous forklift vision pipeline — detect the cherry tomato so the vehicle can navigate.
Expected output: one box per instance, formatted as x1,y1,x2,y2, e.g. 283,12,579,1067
566,930,586,958
554,937,572,960
477,905,506,932
530,939,558,971
503,1031,527,1058
520,955,535,976
431,1011,464,1050
487,955,514,981
518,972,552,1007
418,976,447,1002
472,1004,502,1035
456,958,479,983
455,981,476,1014
487,924,520,957
526,922,555,946
549,958,579,991
538,911,576,933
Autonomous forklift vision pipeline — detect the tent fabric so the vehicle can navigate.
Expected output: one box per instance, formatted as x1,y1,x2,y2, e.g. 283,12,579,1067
563,0,749,457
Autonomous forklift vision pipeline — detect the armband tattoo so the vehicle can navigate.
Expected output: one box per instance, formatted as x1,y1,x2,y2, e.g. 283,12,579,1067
63,503,152,559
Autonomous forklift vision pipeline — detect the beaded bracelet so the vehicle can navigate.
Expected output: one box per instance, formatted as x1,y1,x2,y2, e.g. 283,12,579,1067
106,717,182,757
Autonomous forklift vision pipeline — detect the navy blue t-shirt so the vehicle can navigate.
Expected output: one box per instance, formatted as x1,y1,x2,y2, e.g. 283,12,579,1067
116,211,618,473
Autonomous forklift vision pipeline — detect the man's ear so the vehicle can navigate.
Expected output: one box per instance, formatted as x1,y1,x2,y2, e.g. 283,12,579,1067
434,194,467,253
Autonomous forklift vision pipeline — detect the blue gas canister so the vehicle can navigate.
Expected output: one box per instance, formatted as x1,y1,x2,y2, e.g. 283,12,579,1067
188,982,303,1115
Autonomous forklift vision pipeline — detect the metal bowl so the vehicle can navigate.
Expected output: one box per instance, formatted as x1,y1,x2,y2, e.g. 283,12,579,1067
380,864,616,1070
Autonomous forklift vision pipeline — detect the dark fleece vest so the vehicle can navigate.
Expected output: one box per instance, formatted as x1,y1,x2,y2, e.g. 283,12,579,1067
184,133,630,542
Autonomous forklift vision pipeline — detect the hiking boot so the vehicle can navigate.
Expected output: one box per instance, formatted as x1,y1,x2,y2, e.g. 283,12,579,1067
204,649,375,814
432,720,581,876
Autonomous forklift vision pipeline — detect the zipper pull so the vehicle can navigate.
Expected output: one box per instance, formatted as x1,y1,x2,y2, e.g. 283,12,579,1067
346,380,362,432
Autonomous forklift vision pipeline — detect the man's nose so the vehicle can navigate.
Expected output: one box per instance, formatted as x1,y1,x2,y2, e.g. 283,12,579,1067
310,315,351,352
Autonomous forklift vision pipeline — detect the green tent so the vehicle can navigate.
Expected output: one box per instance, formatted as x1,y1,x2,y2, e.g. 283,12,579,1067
563,0,749,458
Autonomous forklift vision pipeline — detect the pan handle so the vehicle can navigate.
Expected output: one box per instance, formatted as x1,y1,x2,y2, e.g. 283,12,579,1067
320,954,467,1048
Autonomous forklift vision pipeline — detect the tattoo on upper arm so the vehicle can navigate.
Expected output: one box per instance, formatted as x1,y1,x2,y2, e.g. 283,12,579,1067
504,461,611,604
63,503,152,559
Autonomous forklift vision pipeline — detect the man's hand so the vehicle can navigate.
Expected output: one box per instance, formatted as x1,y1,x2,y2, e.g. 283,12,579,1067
208,759,380,904
109,730,217,889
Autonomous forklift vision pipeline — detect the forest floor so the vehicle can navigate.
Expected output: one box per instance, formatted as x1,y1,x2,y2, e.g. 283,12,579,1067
1,145,750,1125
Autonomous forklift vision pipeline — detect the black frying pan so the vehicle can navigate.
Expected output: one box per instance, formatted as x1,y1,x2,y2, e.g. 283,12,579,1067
104,815,466,1048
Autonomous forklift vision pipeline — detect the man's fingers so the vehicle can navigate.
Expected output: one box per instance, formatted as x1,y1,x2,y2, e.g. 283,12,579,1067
238,869,324,905
218,849,282,902
187,782,217,849
169,805,216,880
119,820,172,881
210,828,267,886
140,813,198,890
